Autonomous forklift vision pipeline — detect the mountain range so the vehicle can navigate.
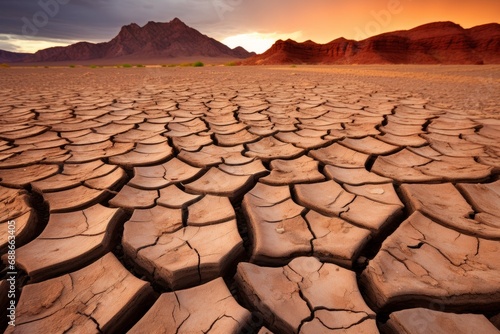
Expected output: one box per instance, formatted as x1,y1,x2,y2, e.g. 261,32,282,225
0,18,254,63
244,22,500,65
1,20,499,65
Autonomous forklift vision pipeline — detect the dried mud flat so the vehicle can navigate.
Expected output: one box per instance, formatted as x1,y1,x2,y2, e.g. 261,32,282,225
0,65,499,333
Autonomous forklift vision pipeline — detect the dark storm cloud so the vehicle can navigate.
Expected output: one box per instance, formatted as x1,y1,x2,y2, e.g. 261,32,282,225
0,0,228,42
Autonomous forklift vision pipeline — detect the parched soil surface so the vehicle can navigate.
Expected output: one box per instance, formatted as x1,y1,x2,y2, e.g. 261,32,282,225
1,65,499,333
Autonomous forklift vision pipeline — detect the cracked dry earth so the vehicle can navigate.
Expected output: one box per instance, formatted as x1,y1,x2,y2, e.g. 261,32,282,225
0,66,500,334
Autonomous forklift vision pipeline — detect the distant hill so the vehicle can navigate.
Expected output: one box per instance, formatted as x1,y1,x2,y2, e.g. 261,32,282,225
1,18,255,63
0,49,31,63
244,22,500,65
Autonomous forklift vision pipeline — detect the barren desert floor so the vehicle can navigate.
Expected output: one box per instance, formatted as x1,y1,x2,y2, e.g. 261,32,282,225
1,65,499,333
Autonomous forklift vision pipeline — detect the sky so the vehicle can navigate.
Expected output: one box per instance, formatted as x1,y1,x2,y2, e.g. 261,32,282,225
0,0,499,54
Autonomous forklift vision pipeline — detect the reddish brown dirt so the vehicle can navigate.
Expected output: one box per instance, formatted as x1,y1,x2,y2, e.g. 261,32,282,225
0,65,499,333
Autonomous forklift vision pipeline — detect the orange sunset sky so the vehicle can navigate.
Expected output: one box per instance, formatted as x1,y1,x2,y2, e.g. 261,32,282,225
219,0,500,52
0,0,499,54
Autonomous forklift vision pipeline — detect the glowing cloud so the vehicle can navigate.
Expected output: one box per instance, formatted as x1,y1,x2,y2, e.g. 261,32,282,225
222,31,303,54
0,34,76,53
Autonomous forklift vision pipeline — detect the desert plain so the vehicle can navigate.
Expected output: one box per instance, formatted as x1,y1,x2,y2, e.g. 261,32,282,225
0,65,500,333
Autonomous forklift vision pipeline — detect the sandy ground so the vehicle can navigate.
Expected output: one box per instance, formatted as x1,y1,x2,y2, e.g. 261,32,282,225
1,65,499,113
0,65,499,333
